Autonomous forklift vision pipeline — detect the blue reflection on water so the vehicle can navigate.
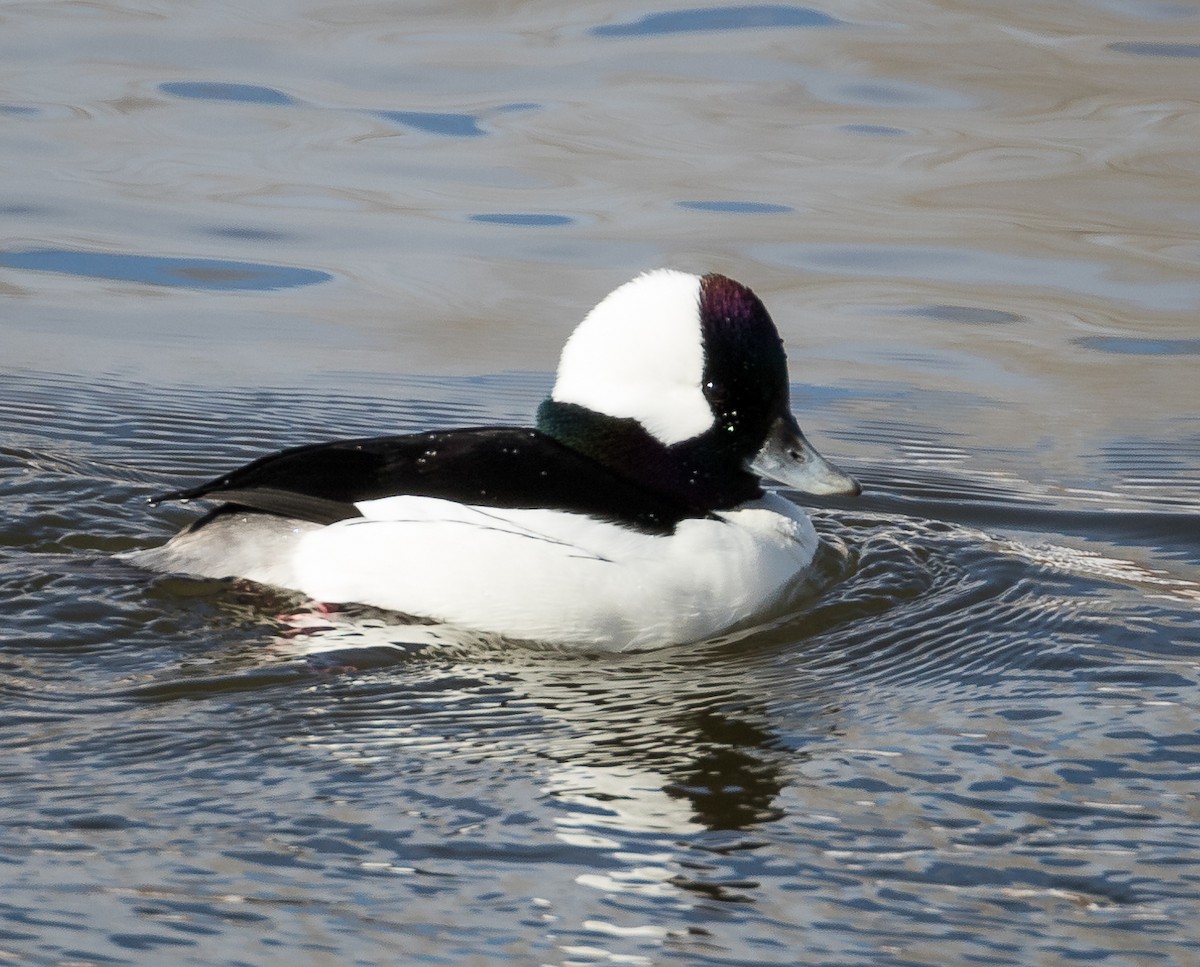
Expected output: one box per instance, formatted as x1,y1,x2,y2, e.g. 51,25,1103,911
892,305,1022,325
373,110,486,137
1076,336,1200,356
0,249,332,291
839,82,940,105
841,123,909,136
1109,42,1200,58
159,82,296,105
159,82,526,139
592,4,840,37
469,213,574,226
678,200,794,214
202,226,295,242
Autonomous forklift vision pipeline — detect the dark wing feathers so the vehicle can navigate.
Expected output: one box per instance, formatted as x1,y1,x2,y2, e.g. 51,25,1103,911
153,428,691,533
187,488,358,526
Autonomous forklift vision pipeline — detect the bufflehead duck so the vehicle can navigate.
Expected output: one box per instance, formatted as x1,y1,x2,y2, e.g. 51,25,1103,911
129,270,859,651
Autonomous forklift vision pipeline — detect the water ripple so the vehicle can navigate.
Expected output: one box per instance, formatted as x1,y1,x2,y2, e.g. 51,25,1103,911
1075,335,1200,356
592,5,841,37
372,109,486,137
0,248,331,291
469,212,575,227
157,79,506,139
159,81,296,105
1109,41,1200,58
677,200,795,214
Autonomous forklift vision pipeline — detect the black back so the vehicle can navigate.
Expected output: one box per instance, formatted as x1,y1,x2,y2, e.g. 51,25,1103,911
154,427,704,534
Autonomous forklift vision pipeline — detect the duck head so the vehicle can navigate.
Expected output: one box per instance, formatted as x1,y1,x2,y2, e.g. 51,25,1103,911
538,269,860,504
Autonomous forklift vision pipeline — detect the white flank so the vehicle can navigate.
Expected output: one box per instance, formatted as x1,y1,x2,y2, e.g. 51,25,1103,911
285,493,819,651
551,269,713,445
121,512,321,588
130,494,821,651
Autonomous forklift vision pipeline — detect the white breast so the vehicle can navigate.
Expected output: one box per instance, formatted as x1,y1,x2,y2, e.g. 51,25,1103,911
290,492,819,651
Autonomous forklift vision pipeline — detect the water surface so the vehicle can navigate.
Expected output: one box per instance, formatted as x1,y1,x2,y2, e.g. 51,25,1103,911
2,1,1198,965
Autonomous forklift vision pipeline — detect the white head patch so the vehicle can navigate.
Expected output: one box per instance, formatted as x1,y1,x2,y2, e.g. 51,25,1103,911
551,269,714,445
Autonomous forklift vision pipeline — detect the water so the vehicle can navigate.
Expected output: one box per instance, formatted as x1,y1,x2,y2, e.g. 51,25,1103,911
3,1,1199,964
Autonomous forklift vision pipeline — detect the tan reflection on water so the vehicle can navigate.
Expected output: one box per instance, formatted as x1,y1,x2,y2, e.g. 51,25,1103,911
2,0,1197,489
